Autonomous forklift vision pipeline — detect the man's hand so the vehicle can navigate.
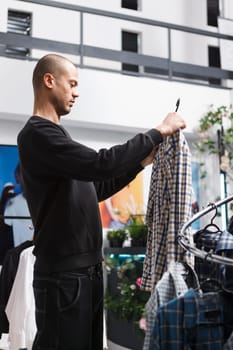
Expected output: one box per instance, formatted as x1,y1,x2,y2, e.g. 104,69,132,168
141,146,158,168
155,112,186,137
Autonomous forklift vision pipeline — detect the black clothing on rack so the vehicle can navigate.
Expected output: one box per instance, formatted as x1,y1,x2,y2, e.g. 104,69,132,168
0,224,14,265
0,240,34,337
194,229,233,292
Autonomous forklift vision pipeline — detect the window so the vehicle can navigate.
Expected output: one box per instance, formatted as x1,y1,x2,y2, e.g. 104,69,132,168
121,0,138,10
6,10,32,57
208,46,221,85
207,0,219,27
122,31,139,72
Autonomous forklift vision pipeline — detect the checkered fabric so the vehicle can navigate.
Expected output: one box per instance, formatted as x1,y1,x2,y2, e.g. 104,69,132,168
141,130,194,291
143,261,199,350
150,289,225,350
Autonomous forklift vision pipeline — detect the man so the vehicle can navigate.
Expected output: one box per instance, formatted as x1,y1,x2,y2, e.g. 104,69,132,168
17,53,186,350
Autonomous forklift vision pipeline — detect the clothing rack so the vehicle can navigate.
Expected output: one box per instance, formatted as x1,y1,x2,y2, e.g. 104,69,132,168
0,215,31,219
179,194,233,266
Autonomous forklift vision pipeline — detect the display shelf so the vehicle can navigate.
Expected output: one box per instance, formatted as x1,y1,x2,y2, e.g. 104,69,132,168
104,246,146,255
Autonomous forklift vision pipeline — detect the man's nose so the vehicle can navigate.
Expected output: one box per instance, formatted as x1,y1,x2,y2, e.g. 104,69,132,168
73,89,79,98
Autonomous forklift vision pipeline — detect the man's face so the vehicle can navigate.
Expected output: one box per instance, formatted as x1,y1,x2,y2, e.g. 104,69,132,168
51,62,79,116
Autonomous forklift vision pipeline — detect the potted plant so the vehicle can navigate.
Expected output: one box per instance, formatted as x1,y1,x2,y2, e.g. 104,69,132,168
194,104,233,180
107,229,128,247
104,256,150,349
127,215,148,247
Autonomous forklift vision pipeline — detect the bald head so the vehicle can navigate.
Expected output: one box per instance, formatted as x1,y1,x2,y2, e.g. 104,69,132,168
32,54,79,121
32,54,76,92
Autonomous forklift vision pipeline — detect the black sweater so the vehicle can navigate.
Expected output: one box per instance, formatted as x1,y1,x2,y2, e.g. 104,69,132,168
17,116,163,272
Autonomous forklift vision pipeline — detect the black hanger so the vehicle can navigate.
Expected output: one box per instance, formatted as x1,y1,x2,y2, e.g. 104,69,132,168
200,203,222,234
199,275,233,294
199,277,222,291
194,203,222,252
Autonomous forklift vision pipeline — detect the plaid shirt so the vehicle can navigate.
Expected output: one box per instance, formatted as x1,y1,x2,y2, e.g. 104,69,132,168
194,229,233,291
151,288,225,350
143,261,199,350
141,130,194,291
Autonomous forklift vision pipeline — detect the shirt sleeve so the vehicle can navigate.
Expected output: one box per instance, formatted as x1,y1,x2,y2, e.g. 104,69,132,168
19,120,163,182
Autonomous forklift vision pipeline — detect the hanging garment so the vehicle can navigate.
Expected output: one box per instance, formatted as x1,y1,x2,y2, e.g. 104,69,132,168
194,229,233,291
0,240,34,337
0,223,14,265
150,288,226,350
222,290,233,350
224,324,233,350
4,193,33,247
143,261,200,350
224,333,233,350
5,246,36,350
141,130,194,291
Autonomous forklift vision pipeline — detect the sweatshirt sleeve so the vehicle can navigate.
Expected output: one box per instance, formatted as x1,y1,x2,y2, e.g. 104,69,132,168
18,119,163,182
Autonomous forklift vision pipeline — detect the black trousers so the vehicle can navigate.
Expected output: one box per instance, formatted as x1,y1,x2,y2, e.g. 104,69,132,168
32,264,103,350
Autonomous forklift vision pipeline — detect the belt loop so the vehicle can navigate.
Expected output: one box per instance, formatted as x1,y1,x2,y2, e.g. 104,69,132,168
96,263,102,279
87,263,102,280
88,266,94,280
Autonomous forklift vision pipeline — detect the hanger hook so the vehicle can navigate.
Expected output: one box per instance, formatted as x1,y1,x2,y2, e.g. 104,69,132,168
207,202,218,224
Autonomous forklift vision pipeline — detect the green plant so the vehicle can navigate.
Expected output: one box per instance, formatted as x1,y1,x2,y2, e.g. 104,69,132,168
106,229,128,241
194,104,233,180
104,256,149,334
127,214,148,242
127,224,148,241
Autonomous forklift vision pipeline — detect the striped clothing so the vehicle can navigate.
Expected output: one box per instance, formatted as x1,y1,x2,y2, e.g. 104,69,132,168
141,130,194,291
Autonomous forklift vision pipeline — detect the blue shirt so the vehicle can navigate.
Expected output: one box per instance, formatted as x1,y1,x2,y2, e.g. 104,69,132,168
151,288,224,350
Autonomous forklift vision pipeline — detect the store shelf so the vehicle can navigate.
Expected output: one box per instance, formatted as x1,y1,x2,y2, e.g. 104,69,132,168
104,247,146,255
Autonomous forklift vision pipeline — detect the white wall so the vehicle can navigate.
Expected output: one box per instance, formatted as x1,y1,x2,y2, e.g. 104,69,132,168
222,0,233,18
0,56,230,133
77,68,230,133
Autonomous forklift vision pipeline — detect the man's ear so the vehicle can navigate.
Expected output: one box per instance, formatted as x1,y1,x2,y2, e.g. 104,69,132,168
43,73,54,89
